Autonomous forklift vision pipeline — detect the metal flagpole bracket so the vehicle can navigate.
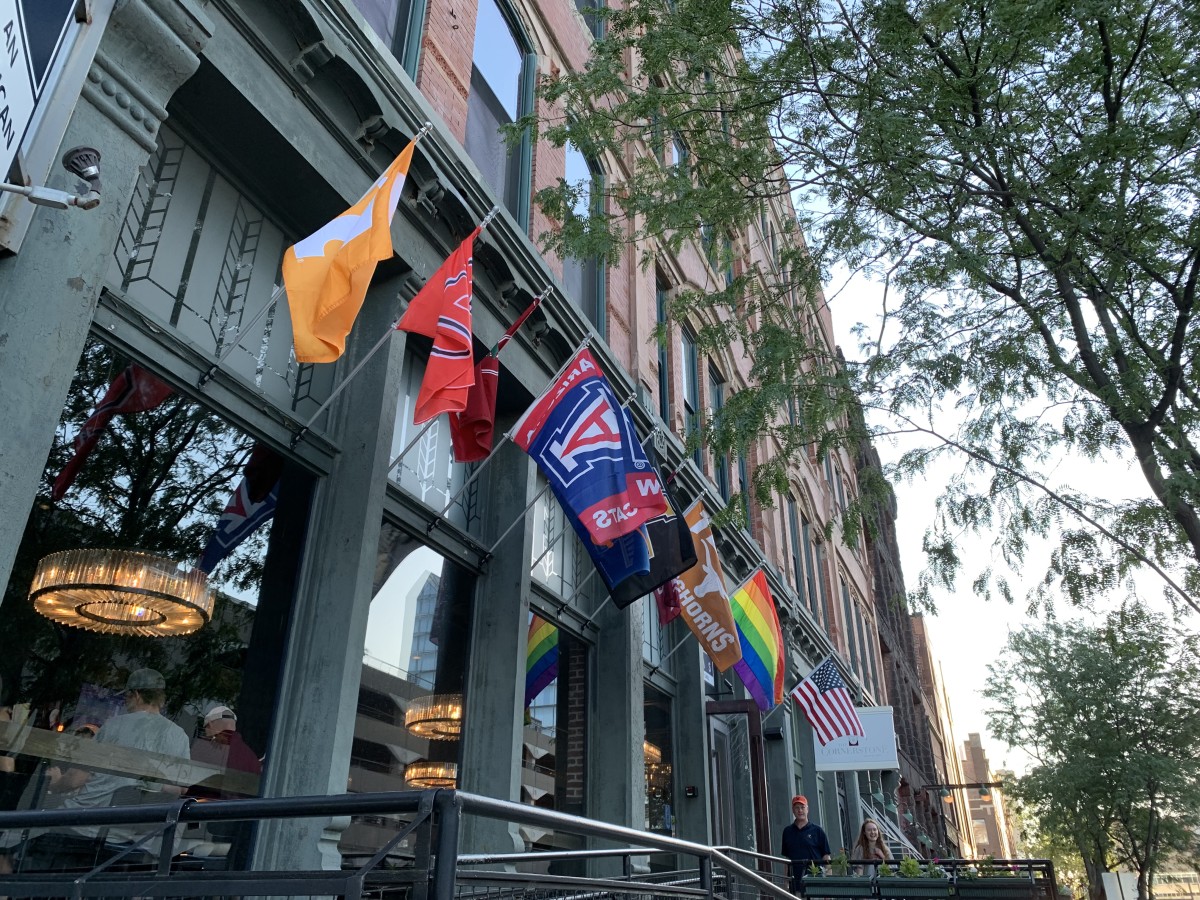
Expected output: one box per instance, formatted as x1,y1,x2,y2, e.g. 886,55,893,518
478,205,501,231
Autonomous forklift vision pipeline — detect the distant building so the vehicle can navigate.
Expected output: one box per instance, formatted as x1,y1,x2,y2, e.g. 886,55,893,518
961,733,1018,857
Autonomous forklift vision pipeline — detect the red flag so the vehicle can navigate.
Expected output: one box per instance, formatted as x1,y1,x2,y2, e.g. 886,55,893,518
447,292,544,463
449,355,498,463
398,228,480,424
52,364,174,501
654,579,682,626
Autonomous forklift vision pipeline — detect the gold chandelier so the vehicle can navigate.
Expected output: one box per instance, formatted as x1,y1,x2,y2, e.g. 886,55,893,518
29,549,213,637
643,740,662,765
405,693,463,740
405,760,458,788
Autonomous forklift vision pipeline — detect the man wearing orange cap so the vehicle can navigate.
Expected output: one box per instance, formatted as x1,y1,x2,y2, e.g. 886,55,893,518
780,794,831,892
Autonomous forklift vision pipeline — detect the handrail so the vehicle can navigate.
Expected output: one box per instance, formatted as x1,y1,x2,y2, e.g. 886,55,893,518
0,788,1055,900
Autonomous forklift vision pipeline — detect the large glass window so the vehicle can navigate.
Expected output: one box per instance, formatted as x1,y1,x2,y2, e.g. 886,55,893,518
787,499,804,599
465,0,530,222
0,336,306,873
802,514,821,625
710,366,729,500
656,276,671,421
522,616,588,846
840,577,859,670
574,0,605,38
342,529,476,863
643,685,674,835
562,142,605,335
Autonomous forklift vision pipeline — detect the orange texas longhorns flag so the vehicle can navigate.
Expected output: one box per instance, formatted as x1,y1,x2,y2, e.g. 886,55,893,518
283,139,416,363
672,500,743,672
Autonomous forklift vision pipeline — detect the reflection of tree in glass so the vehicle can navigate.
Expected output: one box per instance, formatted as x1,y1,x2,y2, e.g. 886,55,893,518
0,338,261,716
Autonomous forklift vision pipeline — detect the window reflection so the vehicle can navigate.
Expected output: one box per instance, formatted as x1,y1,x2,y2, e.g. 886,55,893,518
465,0,527,217
644,685,674,836
520,615,587,849
0,337,306,874
339,523,475,864
562,142,604,333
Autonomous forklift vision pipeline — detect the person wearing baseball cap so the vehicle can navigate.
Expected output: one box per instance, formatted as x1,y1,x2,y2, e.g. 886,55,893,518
50,667,191,844
780,794,831,892
197,704,261,779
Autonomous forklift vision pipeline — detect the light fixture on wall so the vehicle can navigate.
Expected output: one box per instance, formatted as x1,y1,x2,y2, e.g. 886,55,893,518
29,549,213,637
405,760,458,788
405,693,463,740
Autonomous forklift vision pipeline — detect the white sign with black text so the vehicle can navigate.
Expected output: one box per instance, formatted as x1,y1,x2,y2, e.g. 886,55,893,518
812,706,900,772
0,0,37,178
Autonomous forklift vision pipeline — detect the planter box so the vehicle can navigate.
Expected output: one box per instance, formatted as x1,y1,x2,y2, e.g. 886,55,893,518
803,876,875,899
877,877,953,899
955,878,1039,900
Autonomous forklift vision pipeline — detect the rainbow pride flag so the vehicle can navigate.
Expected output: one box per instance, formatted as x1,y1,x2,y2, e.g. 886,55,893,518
730,569,786,711
525,615,559,708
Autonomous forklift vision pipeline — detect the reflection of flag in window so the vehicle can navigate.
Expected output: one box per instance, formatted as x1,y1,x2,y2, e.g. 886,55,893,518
729,569,785,711
198,445,284,574
52,364,174,501
525,615,559,709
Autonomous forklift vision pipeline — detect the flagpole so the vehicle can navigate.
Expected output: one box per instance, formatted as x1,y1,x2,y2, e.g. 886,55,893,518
425,434,513,531
484,480,553,560
290,321,400,447
197,283,284,388
577,588,608,630
646,633,692,677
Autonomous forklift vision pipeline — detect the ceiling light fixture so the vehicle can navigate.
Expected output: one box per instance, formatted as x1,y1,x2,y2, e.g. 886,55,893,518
29,549,212,637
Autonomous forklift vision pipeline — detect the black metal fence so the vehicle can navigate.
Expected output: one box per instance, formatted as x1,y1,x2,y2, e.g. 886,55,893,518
0,788,796,900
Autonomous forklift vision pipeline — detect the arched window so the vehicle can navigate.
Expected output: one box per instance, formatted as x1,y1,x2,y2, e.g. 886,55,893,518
562,142,605,334
465,0,534,225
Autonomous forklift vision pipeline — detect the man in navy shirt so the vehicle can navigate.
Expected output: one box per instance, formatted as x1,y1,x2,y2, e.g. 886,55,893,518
780,795,832,892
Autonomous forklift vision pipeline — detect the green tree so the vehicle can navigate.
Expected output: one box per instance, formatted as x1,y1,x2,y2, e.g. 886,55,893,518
983,604,1200,900
527,0,1200,610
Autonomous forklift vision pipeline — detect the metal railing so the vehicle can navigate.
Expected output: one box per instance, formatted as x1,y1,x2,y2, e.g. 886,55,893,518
0,789,798,900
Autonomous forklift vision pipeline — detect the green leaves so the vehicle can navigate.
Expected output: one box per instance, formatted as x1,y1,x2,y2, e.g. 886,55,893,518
531,0,1200,610
985,605,1200,896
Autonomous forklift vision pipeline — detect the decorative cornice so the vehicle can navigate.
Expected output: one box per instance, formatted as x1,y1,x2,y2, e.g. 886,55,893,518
82,0,213,148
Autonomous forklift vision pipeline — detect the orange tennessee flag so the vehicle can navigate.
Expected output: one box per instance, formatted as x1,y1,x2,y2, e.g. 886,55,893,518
283,140,416,363
397,227,480,424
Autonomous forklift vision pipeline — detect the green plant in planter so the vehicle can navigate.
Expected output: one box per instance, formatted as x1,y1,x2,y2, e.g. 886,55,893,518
898,857,924,878
831,852,851,876
877,856,952,899
809,862,823,877
878,863,897,877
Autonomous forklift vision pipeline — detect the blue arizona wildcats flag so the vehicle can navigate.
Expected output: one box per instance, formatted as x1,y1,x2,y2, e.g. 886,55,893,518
198,445,283,574
514,348,667,545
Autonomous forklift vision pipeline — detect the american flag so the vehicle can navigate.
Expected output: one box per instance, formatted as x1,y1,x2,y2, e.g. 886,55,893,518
790,657,865,745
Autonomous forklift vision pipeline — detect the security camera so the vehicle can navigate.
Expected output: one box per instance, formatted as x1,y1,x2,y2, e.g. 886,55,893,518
62,146,102,196
0,146,103,210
